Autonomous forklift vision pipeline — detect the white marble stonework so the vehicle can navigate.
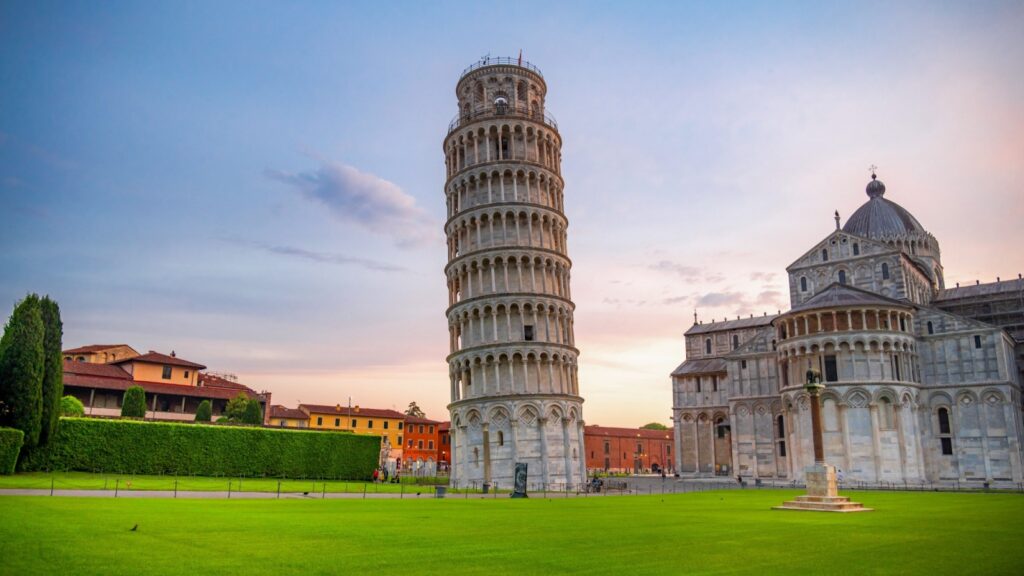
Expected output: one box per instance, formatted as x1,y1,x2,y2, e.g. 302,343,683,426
444,58,585,490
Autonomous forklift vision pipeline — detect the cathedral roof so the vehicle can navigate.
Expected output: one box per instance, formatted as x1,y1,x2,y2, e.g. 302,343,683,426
685,314,778,336
671,357,727,377
935,277,1024,301
788,282,912,314
842,174,928,240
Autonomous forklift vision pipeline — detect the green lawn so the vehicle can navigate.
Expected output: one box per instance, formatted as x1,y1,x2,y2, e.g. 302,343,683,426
0,471,459,494
1,491,1021,575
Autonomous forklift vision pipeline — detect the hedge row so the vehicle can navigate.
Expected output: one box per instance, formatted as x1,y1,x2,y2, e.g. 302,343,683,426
21,418,380,479
0,427,24,475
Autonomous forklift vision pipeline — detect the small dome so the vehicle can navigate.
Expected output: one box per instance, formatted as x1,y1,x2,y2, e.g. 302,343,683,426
843,175,927,239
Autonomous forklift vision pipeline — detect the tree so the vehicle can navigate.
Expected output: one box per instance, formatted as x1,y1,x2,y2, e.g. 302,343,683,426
640,422,668,430
60,395,84,417
224,393,249,422
38,297,63,445
405,401,425,418
121,386,147,418
195,400,212,422
0,295,45,448
242,397,262,425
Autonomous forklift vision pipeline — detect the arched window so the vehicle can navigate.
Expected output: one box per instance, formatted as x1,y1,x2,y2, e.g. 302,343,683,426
705,338,712,354
776,415,785,438
878,398,894,429
800,277,808,292
853,243,860,256
937,407,953,455
938,407,951,434
882,263,890,280
838,270,847,284
822,248,829,262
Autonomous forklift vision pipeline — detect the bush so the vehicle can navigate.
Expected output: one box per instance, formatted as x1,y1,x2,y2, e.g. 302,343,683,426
242,398,262,425
224,393,248,422
60,396,84,417
195,400,212,422
0,427,25,475
22,418,380,479
121,386,146,418
0,295,45,448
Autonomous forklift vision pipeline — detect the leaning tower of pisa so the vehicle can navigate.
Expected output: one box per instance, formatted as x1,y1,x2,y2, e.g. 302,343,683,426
443,57,585,490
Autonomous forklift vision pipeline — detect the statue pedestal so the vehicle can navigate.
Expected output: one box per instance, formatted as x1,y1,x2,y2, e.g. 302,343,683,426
773,464,872,513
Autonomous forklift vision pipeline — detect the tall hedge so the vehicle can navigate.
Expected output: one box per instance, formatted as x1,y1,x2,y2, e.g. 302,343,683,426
38,297,63,445
0,427,24,475
22,418,380,479
121,386,146,418
0,295,45,448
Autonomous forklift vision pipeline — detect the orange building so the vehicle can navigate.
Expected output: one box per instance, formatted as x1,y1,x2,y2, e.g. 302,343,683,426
403,416,441,474
584,425,675,474
437,422,451,472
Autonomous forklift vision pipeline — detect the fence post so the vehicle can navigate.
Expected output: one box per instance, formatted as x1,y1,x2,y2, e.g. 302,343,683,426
228,480,231,499
322,482,326,499
50,475,54,497
114,478,119,498
363,484,367,499
174,479,178,499
277,480,281,499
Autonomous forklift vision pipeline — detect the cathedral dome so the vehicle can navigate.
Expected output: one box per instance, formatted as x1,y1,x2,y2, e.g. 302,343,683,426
842,174,927,239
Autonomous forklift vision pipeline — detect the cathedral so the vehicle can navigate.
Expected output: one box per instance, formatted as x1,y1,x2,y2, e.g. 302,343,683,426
670,174,1024,484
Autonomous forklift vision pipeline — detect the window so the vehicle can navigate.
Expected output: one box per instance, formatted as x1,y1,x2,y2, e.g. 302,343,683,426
636,442,643,454
732,335,739,350
351,419,357,427
408,439,414,447
800,277,808,292
779,441,787,457
899,317,906,331
938,407,951,434
368,420,374,429
317,417,323,426
496,432,502,447
397,436,402,445
879,398,894,429
334,418,340,427
429,440,435,449
777,415,785,438
419,425,425,434
941,437,953,455
603,441,610,454
822,248,829,262
278,421,286,427
383,421,389,429
824,355,838,382
882,263,890,280
695,377,701,393
853,243,860,255
161,365,172,379
781,362,789,386
398,422,403,430
892,354,901,381
417,440,423,449
838,270,847,284
741,360,748,370
974,335,982,349
184,370,189,378
429,425,434,434
712,377,718,392
705,338,712,354
927,321,934,335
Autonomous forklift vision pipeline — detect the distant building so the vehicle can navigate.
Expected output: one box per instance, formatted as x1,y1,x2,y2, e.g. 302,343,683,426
299,404,406,465
268,405,308,428
62,348,269,423
438,422,452,472
404,416,442,475
62,344,139,364
584,426,675,474
670,174,1023,483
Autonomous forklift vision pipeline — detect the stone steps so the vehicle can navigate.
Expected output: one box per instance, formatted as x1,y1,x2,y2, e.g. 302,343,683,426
773,495,873,512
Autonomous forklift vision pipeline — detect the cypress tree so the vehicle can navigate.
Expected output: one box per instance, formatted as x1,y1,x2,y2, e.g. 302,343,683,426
38,297,63,445
242,396,262,425
0,295,45,448
121,386,147,419
195,400,212,422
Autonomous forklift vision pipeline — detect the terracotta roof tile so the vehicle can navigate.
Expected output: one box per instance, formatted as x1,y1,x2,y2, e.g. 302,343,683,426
299,404,406,419
62,344,133,354
112,351,206,370
269,405,308,419
585,425,674,439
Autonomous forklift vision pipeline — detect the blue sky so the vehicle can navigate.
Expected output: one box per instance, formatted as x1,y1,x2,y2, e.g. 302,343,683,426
2,1,1022,426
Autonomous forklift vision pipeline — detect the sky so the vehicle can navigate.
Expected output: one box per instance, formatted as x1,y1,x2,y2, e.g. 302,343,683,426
2,1,1022,427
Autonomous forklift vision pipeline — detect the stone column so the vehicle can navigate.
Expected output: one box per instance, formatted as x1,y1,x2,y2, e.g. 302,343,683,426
673,412,684,475
538,416,550,488
482,423,492,485
562,417,573,489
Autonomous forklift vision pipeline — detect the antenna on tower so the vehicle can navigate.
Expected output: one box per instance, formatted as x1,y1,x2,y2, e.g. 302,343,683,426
693,309,698,324
869,164,878,179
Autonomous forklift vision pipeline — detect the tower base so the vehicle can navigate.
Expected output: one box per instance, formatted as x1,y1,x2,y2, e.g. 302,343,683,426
773,464,872,513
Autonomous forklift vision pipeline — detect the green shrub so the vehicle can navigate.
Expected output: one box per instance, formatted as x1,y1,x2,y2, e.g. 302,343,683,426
242,398,262,425
195,400,212,422
38,297,63,445
22,418,379,479
0,427,25,475
60,396,84,417
121,386,146,418
0,295,45,448
224,393,248,422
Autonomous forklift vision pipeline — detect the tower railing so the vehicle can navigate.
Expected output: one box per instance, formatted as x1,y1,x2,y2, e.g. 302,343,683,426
458,57,544,80
448,103,558,134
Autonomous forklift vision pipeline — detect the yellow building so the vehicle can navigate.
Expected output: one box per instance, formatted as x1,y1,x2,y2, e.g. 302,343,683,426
112,351,204,386
299,404,406,453
63,344,140,364
269,405,309,428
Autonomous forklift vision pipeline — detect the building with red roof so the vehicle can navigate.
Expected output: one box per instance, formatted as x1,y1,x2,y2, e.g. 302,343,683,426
584,425,675,474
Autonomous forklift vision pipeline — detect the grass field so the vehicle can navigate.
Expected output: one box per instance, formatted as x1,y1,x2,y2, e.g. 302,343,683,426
1,490,1022,575
0,471,458,494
